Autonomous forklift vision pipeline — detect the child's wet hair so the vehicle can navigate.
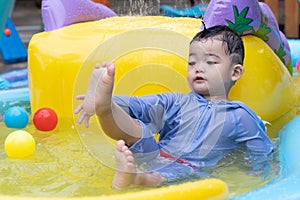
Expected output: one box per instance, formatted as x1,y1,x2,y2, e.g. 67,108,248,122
191,23,245,65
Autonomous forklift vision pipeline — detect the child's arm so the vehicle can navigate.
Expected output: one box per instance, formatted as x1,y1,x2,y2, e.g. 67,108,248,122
234,107,274,175
75,63,142,146
244,137,274,176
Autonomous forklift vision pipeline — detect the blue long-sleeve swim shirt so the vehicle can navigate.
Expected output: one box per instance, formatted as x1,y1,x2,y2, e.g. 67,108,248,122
113,92,274,175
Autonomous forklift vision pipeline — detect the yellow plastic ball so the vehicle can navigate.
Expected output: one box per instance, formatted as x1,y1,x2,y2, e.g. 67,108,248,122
4,130,36,158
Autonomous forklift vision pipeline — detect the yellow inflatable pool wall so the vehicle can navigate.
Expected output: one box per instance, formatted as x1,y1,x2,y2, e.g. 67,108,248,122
26,16,297,199
0,178,228,200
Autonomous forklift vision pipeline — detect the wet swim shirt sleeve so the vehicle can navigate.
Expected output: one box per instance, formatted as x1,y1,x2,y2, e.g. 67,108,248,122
233,106,274,173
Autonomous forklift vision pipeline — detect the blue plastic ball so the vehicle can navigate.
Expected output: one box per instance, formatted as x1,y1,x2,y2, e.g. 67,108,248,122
4,106,29,129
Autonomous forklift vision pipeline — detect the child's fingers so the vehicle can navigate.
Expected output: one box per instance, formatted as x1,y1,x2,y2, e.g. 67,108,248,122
84,118,90,128
77,112,85,124
74,103,83,114
77,112,90,128
76,95,85,100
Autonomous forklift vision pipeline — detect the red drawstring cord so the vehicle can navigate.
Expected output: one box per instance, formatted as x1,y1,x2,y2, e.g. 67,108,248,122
160,150,197,169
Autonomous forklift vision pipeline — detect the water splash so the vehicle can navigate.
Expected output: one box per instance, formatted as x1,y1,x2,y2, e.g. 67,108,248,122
110,0,201,16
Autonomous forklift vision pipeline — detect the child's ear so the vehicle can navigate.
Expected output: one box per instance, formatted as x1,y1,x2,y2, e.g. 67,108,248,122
231,64,244,81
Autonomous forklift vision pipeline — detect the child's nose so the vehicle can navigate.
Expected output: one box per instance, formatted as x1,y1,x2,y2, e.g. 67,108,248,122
194,64,204,73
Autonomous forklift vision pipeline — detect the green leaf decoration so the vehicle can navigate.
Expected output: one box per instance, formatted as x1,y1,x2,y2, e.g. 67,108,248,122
253,14,272,42
286,60,293,75
224,4,292,75
225,5,253,35
275,44,286,64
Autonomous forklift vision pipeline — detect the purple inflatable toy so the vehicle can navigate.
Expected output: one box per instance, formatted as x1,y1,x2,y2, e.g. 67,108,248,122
202,0,292,74
42,0,117,32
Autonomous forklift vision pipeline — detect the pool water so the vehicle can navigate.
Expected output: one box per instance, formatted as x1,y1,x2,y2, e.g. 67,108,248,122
0,117,282,198
0,122,115,197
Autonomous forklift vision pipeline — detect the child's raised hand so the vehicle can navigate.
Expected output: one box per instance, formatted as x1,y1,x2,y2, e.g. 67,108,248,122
74,95,93,128
74,62,115,128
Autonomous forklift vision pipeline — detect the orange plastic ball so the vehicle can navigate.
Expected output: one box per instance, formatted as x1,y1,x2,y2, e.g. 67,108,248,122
4,28,11,37
92,0,110,7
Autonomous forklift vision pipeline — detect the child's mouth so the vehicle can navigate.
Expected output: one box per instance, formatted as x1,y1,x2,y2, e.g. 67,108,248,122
194,76,205,82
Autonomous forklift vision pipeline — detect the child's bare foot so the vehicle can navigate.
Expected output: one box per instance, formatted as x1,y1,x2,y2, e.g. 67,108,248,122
85,62,115,114
75,62,115,127
112,140,135,190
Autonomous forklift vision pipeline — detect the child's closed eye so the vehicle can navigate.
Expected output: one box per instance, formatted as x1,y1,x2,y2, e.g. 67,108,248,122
207,61,217,65
188,61,196,66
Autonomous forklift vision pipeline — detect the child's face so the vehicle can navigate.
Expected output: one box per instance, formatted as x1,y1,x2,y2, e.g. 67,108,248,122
187,37,241,100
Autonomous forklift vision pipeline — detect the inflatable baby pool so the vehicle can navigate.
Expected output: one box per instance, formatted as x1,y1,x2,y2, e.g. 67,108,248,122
0,16,298,199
